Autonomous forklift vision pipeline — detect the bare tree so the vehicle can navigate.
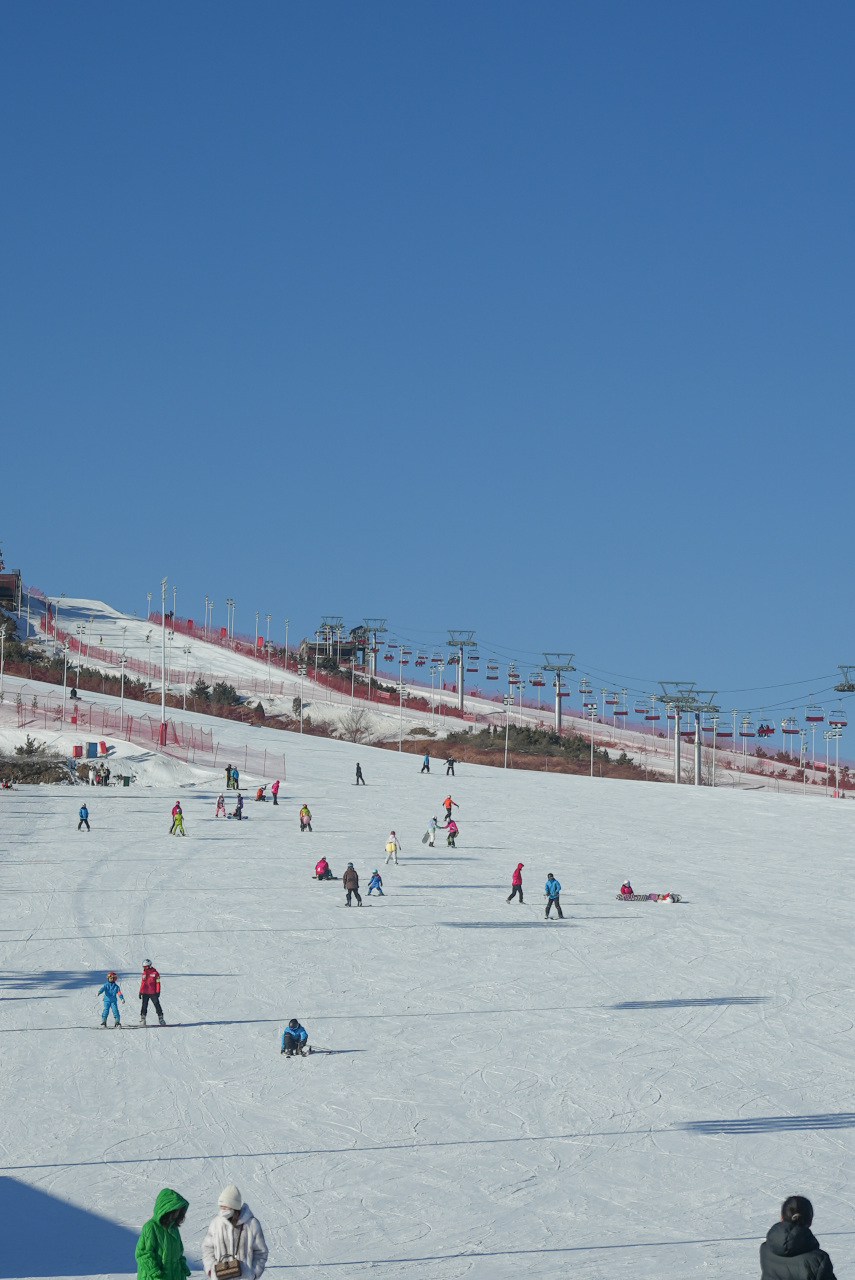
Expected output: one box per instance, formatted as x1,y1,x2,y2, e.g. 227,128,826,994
339,708,374,744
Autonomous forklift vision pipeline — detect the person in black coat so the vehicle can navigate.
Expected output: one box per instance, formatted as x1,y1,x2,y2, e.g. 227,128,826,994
760,1196,837,1279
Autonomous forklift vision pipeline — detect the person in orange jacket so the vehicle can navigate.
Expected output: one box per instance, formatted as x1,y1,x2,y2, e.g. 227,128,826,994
139,959,165,1026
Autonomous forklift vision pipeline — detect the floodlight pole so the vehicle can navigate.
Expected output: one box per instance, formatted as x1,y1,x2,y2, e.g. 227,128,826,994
447,630,476,712
160,577,168,746
694,710,701,786
542,653,575,732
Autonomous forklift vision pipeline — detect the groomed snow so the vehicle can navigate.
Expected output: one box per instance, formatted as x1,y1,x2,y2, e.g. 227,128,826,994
2,729,854,1278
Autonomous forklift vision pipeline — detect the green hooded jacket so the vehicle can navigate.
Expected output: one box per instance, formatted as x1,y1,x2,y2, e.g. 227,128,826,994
136,1188,191,1280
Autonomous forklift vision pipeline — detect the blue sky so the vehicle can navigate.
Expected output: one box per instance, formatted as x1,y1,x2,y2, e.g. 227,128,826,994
2,2,853,709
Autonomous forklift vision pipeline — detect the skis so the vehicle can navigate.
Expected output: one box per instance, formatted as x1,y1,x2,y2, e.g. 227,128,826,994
616,893,682,902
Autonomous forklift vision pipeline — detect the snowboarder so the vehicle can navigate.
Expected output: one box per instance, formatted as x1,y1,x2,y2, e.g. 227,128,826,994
135,1188,190,1280
620,880,633,896
544,873,563,919
446,755,456,776
281,1018,309,1055
170,803,185,836
139,959,166,1026
420,752,430,774
225,764,233,791
427,815,439,847
506,862,524,903
443,795,458,822
202,1186,268,1280
445,818,459,848
367,869,384,896
98,972,124,1027
760,1195,837,1280
384,830,402,864
299,804,312,832
255,786,266,801
231,792,243,820
215,794,226,817
272,779,280,805
78,803,90,832
343,863,362,906
314,857,334,881
355,762,365,785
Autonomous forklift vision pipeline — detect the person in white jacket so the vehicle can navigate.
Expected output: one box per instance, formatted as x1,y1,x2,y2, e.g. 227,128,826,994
202,1185,268,1280
384,830,402,865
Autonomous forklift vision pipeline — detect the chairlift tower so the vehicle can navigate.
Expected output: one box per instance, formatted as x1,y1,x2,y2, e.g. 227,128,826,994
321,616,343,661
363,618,387,682
447,630,476,711
542,653,575,732
834,665,855,693
659,682,718,785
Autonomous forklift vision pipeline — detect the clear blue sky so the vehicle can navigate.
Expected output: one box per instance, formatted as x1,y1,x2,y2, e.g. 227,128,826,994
2,2,853,710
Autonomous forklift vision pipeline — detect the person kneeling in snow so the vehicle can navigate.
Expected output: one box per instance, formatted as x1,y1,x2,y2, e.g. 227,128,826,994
281,1018,309,1056
620,880,634,896
314,858,334,881
202,1184,268,1280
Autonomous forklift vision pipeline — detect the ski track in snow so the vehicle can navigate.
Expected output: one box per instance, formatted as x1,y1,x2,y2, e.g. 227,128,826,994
2,721,855,1278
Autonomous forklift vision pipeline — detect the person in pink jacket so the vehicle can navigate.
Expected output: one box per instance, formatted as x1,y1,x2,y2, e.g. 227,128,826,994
506,863,524,904
271,780,280,806
445,818,459,848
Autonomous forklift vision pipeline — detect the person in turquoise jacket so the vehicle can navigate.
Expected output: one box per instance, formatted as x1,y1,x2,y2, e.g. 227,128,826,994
98,972,125,1027
135,1187,190,1280
544,874,563,919
281,1018,308,1055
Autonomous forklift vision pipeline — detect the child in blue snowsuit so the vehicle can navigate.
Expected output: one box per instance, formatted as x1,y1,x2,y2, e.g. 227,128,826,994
78,804,90,832
98,973,125,1026
281,1019,308,1055
367,870,384,896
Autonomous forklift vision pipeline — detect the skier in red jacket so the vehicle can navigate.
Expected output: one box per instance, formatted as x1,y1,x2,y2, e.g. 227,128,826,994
506,863,524,904
139,960,165,1026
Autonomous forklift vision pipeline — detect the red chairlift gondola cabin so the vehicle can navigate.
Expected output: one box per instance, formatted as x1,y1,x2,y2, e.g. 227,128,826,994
486,661,499,680
805,702,824,724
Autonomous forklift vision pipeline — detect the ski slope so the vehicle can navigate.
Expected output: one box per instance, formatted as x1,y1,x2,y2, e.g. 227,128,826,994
2,729,855,1279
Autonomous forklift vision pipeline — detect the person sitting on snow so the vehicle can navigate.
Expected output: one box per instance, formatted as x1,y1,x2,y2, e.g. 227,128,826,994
620,880,634,896
314,857,334,881
281,1018,309,1056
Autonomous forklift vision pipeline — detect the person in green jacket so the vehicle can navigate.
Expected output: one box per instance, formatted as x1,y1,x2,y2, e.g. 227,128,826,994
136,1188,190,1280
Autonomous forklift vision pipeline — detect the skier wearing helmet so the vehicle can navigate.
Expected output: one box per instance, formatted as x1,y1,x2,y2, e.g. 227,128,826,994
98,972,124,1027
281,1018,309,1056
367,870,384,896
139,960,165,1026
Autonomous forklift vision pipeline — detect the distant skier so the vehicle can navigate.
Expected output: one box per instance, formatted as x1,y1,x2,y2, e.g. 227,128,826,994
135,1188,190,1280
231,792,243,820
427,815,439,847
232,766,240,790
445,818,459,848
443,795,458,822
314,857,334,881
139,959,165,1026
446,755,456,776
384,831,402,865
170,802,185,836
225,764,233,791
506,863,524,904
255,785,266,801
281,1018,309,1056
98,972,124,1027
215,794,226,818
343,863,362,906
620,880,633,896
355,762,365,786
272,779,280,806
420,752,430,774
367,869,384,896
544,873,563,919
299,804,312,832
78,803,90,832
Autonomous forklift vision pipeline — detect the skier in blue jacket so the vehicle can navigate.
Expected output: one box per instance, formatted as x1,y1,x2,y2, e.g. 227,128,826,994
367,870,384,896
98,972,125,1027
281,1019,308,1056
78,804,90,832
544,874,563,919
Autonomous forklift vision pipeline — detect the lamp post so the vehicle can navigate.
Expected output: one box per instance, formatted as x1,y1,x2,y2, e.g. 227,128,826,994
265,640,273,697
0,625,5,699
204,596,210,639
61,644,69,710
119,625,127,720
589,705,597,776
147,592,152,620
254,611,259,654
182,644,192,710
284,618,290,669
398,677,405,752
298,663,306,733
75,623,86,688
226,598,235,642
503,693,514,769
160,577,168,746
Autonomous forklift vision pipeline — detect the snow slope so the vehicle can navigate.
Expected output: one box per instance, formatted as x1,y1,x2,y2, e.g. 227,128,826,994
2,731,855,1279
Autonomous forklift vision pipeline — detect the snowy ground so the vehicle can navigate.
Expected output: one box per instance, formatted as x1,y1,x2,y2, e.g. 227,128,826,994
3,724,855,1279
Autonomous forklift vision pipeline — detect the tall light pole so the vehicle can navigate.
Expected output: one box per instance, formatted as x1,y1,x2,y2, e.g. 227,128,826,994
204,596,210,639
589,705,597,776
254,611,259,653
265,640,273,697
182,644,192,710
75,623,86,688
398,676,405,752
160,577,168,746
147,592,152,620
503,693,514,769
226,598,235,641
173,585,177,621
284,618,290,668
0,624,5,700
543,653,575,733
61,644,69,708
119,625,128,720
298,663,306,733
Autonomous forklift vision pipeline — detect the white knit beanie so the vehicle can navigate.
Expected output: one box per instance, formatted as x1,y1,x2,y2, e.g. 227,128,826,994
218,1185,242,1211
